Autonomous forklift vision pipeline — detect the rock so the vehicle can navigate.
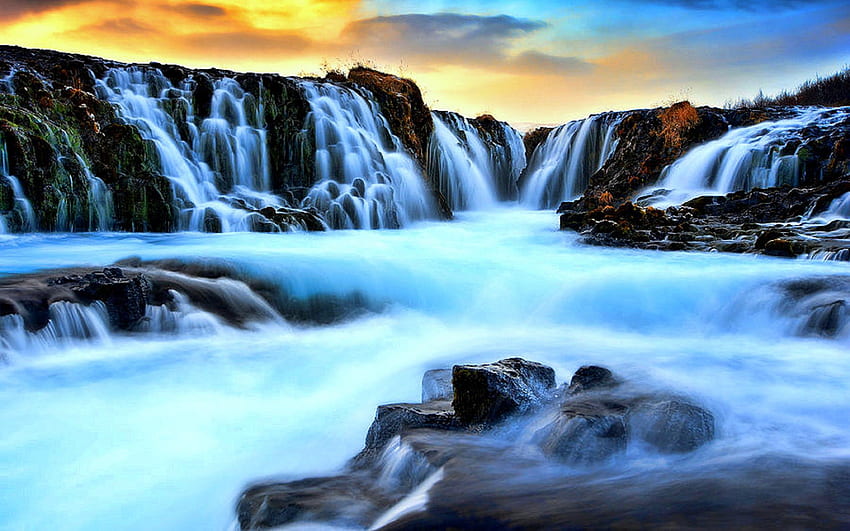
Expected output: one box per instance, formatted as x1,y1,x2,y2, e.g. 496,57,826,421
522,126,553,160
236,474,395,530
629,399,715,453
568,365,617,394
236,360,723,530
535,401,628,464
452,357,556,426
360,401,461,456
755,229,786,249
803,300,847,337
422,368,453,402
47,267,151,330
763,238,805,257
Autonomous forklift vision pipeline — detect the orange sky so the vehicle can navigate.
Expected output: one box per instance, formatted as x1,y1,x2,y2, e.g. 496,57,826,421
1,0,848,126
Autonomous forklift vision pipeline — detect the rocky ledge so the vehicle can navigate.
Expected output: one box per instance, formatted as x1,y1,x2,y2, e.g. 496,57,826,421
552,100,850,258
0,259,383,357
237,358,724,529
559,181,850,258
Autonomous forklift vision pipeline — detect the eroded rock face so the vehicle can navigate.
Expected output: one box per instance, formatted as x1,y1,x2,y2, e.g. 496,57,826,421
236,360,719,530
346,67,432,169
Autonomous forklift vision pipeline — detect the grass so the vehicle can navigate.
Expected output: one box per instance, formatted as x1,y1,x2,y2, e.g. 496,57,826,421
728,66,850,109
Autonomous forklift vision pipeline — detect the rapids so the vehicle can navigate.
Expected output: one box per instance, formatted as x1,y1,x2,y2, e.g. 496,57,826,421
1,208,849,529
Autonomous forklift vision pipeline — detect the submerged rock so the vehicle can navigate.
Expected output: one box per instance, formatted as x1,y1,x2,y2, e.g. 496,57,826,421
629,399,715,453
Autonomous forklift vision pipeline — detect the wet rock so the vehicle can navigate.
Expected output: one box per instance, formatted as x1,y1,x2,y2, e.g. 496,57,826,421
803,300,848,337
535,401,628,464
755,229,786,249
568,365,617,394
237,360,722,530
422,368,453,402
236,474,395,530
51,267,152,330
452,357,556,426
763,238,806,258
629,399,715,453
361,401,461,456
522,126,553,160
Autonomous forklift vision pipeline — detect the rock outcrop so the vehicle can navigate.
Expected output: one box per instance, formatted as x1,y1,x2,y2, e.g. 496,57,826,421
236,360,717,530
549,100,850,257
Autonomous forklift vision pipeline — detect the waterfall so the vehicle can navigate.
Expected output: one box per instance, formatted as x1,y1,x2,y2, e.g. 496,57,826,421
0,301,111,359
0,138,36,232
299,81,437,229
498,120,527,201
96,68,281,232
427,111,525,210
520,113,622,209
428,112,497,210
650,107,850,207
81,156,115,232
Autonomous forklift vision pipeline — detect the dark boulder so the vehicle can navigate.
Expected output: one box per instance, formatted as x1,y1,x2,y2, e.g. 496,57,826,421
535,401,628,464
568,365,618,394
236,474,395,530
360,401,461,456
452,357,556,427
629,399,715,453
48,267,151,330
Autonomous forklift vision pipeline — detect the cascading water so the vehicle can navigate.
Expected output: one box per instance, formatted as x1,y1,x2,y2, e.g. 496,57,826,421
1,210,850,530
299,81,437,229
428,111,498,210
0,137,36,232
83,160,115,232
649,107,850,207
498,119,527,201
0,301,111,359
96,68,283,232
521,113,622,209
427,111,526,210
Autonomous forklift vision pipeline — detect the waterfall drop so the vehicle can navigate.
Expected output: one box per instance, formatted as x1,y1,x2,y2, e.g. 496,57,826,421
649,107,850,207
0,137,36,232
96,68,282,232
427,111,526,210
520,113,622,209
299,81,437,229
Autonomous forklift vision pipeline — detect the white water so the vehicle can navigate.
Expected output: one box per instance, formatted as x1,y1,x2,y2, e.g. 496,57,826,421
97,68,280,232
299,81,437,229
429,112,497,210
0,138,36,233
650,107,850,207
521,113,621,209
428,111,525,210
0,209,849,529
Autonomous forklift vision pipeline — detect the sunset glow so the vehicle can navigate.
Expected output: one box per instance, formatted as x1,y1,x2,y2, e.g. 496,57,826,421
1,0,848,124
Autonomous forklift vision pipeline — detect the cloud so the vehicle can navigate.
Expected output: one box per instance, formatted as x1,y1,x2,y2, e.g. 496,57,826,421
83,17,158,35
177,31,312,59
0,0,88,20
341,13,546,65
171,3,227,17
628,0,843,10
508,50,593,76
335,12,597,77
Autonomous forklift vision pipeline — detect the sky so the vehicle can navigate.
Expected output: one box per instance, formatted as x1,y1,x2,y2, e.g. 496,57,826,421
0,0,848,125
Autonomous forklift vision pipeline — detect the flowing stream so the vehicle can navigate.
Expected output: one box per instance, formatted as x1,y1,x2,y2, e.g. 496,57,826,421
1,208,849,529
